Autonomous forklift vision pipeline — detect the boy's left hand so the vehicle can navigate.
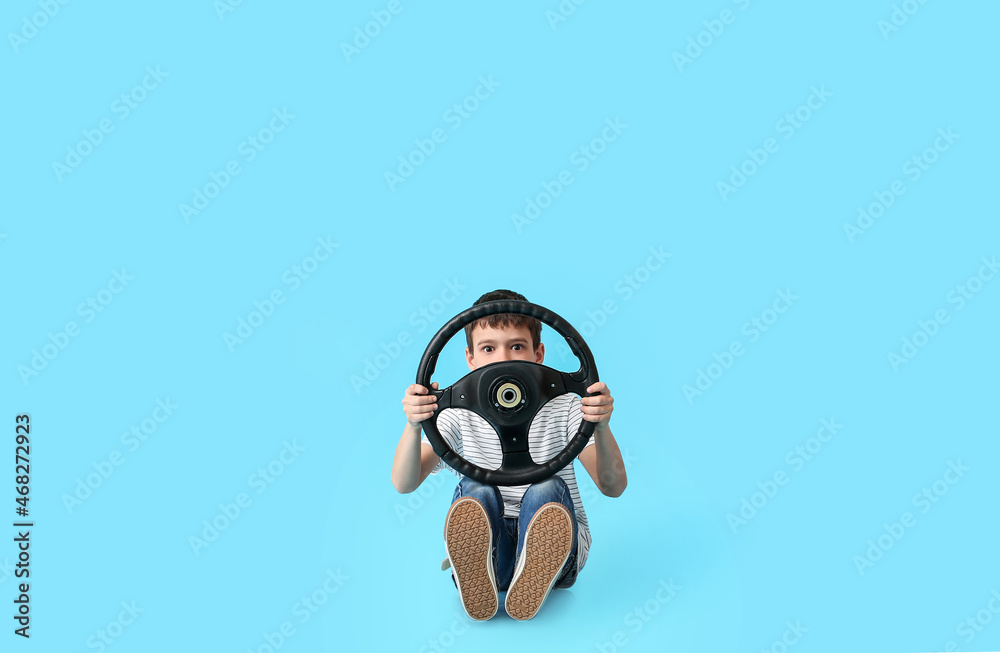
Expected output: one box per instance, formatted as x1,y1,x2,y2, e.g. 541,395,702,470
581,382,614,431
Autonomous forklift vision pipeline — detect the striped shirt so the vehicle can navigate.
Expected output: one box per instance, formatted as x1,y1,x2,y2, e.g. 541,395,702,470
422,393,596,571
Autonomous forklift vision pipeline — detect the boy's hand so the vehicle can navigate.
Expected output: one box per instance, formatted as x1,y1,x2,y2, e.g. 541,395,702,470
402,382,439,428
581,382,614,431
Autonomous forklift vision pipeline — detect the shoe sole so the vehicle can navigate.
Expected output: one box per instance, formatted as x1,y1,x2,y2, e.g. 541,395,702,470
505,502,573,621
445,498,498,621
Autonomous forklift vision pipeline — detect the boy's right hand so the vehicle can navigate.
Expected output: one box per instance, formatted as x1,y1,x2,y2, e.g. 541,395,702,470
402,382,439,428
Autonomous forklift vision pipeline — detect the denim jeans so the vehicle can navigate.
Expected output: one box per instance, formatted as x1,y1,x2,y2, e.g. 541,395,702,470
450,475,579,591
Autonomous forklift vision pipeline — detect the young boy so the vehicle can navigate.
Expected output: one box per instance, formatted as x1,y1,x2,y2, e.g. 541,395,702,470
391,289,627,621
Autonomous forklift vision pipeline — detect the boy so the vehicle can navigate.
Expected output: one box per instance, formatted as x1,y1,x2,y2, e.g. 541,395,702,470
391,289,627,621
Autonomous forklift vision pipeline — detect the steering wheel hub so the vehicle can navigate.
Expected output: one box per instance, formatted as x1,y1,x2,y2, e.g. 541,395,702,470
492,379,525,411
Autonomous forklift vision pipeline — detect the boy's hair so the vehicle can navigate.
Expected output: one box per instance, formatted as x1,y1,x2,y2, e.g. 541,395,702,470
464,290,542,352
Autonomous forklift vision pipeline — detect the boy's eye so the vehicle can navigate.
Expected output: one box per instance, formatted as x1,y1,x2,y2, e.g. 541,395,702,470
482,346,494,353
511,344,523,350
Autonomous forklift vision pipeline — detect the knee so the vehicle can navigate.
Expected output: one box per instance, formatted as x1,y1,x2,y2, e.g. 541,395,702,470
525,475,568,500
456,476,502,508
523,476,576,537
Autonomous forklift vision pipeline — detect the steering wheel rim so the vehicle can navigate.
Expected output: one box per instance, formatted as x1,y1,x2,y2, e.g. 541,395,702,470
416,299,599,486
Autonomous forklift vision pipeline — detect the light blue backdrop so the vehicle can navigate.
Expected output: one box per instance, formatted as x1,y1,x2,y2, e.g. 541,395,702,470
2,1,998,652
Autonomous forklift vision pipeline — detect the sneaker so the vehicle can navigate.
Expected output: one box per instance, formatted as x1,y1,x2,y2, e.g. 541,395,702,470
444,497,498,620
505,502,573,621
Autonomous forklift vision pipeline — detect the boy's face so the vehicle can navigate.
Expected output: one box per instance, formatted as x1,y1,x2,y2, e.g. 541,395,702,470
465,323,544,370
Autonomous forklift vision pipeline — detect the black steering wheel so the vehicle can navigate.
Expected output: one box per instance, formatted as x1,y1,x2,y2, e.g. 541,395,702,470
417,300,599,486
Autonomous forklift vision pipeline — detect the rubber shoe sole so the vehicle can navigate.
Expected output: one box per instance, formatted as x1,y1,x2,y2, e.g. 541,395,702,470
505,502,573,621
444,497,498,621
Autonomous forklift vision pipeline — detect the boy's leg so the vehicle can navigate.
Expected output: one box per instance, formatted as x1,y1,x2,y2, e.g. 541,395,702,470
505,476,578,620
445,477,508,620
494,517,519,592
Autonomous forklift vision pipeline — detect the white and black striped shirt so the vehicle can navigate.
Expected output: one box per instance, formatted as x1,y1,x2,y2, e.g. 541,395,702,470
422,393,596,571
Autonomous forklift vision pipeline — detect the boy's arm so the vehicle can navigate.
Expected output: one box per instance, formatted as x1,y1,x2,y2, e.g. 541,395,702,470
391,383,442,493
576,382,628,497
390,424,440,494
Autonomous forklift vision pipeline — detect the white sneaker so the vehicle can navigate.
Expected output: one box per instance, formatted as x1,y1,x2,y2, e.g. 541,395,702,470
504,502,573,621
444,497,498,620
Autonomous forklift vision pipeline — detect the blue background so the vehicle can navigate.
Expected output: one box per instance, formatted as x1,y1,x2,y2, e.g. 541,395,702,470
2,1,998,651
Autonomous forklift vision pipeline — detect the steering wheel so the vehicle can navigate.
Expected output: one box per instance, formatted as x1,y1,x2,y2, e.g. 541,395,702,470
416,299,599,486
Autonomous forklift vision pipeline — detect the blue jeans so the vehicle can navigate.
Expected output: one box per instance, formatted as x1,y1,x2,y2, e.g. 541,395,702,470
451,476,579,591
